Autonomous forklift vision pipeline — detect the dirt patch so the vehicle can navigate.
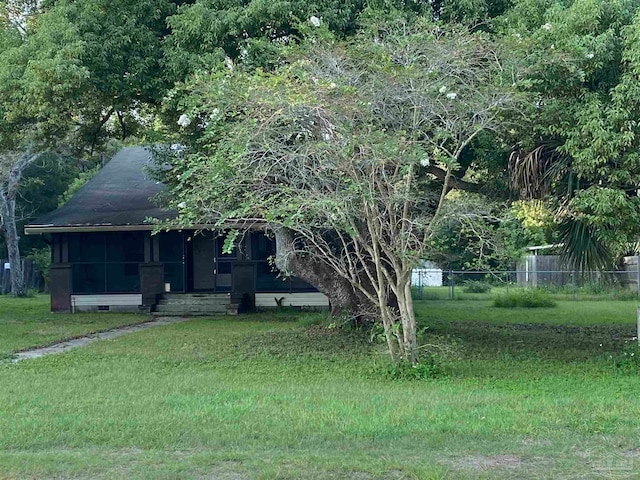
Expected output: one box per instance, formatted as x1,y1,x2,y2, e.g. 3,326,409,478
452,454,523,471
520,438,552,447
623,447,640,458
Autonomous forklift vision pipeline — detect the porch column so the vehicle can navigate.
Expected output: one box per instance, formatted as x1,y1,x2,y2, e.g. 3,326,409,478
50,264,72,312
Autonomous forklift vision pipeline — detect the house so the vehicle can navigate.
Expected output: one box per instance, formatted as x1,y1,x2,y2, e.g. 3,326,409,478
24,147,329,313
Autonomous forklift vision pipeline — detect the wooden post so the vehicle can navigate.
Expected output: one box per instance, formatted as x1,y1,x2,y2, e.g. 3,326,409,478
636,256,640,298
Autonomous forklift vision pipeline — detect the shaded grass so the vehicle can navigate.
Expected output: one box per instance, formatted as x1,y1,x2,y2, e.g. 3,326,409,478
0,294,150,357
0,303,639,478
414,298,638,326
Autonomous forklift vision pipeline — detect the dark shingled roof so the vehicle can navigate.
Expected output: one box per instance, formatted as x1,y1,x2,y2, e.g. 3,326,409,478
25,147,176,233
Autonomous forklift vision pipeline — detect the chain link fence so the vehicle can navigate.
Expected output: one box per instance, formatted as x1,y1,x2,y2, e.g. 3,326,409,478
412,268,640,300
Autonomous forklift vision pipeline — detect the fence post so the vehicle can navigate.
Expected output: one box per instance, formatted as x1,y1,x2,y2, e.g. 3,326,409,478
449,269,455,300
636,256,640,298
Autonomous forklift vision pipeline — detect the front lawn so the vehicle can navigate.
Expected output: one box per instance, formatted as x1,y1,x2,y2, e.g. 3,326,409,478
0,299,639,478
0,294,150,357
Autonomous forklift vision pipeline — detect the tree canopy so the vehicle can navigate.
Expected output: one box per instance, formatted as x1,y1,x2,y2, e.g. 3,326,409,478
155,18,522,362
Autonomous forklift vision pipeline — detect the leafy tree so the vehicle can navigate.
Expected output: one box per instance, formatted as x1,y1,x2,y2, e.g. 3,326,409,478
157,19,521,363
17,0,185,151
164,0,513,74
428,193,517,271
0,0,182,295
500,0,640,271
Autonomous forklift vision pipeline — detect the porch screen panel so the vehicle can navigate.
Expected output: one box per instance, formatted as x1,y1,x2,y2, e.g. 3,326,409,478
253,233,282,291
69,232,144,293
72,263,106,293
105,232,144,293
70,233,106,293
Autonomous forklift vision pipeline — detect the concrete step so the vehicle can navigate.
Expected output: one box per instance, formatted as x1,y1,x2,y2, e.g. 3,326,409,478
153,304,228,314
157,299,230,306
162,293,230,300
153,293,235,316
151,311,229,317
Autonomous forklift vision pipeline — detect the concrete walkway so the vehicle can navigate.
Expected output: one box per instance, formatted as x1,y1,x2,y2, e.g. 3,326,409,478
11,316,190,363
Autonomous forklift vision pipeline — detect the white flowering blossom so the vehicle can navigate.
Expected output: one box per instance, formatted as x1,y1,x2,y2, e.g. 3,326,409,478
446,92,457,100
550,44,555,49
329,82,337,89
177,202,186,209
225,56,234,71
420,157,430,167
542,23,552,31
177,114,191,127
212,108,220,118
586,52,594,59
438,86,447,94
310,16,321,27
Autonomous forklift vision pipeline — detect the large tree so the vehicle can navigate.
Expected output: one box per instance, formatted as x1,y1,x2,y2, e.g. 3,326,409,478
0,0,186,295
499,0,640,271
157,19,520,363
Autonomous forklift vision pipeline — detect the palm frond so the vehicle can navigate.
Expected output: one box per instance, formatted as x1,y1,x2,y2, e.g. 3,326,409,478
557,217,613,273
509,140,571,199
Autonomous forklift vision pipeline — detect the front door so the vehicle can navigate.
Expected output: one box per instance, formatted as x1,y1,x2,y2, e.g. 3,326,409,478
191,231,236,291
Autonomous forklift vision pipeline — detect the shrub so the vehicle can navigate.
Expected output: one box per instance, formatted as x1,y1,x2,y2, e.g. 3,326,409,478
613,340,640,374
493,289,557,308
462,281,492,294
382,356,444,380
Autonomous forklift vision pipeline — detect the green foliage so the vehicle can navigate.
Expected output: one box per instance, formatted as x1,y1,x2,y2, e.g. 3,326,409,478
58,164,102,207
462,281,492,294
380,356,444,380
165,0,486,74
499,0,640,269
26,247,50,289
0,0,181,150
493,289,557,308
613,340,640,373
428,193,531,271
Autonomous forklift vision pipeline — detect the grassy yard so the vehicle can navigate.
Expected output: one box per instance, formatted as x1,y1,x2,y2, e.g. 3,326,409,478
0,298,639,478
0,295,150,358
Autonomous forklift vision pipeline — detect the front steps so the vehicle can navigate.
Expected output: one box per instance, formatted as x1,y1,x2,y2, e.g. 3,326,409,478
152,293,236,316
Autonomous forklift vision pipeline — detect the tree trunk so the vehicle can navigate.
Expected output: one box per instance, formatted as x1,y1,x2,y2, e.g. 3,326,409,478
274,229,373,317
396,277,418,364
0,197,25,296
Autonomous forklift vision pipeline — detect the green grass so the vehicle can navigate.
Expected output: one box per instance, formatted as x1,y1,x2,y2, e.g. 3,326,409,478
416,285,640,302
0,294,150,357
414,297,638,326
0,299,639,478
